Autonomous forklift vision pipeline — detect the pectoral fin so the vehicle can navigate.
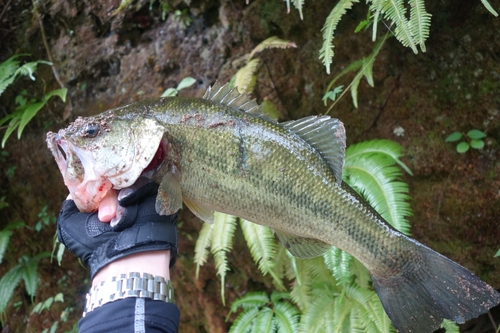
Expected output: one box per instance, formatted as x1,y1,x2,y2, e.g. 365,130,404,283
183,198,215,224
156,172,183,215
275,230,331,259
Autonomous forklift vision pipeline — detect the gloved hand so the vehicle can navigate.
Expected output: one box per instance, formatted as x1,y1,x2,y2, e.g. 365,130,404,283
57,181,178,280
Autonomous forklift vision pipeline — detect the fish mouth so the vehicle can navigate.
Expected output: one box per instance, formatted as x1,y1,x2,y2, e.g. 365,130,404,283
46,131,166,212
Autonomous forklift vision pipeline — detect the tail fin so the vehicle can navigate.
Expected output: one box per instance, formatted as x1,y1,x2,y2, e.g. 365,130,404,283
372,244,500,333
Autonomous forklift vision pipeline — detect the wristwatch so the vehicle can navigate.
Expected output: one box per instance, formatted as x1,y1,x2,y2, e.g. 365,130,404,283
83,272,174,317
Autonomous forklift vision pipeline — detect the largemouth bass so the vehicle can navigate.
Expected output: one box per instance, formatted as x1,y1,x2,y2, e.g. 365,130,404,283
46,82,500,333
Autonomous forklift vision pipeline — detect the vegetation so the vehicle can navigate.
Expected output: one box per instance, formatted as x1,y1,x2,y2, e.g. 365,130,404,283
0,54,67,148
445,129,487,153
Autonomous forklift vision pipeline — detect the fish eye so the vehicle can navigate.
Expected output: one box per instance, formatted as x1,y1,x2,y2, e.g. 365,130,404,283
84,123,100,138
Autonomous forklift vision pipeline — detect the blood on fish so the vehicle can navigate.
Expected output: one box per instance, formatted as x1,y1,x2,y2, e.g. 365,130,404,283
143,140,165,172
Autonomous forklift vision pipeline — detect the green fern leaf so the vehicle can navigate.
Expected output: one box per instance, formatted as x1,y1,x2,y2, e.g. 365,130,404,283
234,58,260,94
408,0,431,52
299,293,336,332
319,0,359,74
229,307,260,333
229,292,269,314
249,36,297,59
20,256,39,299
0,264,23,316
0,221,25,264
381,0,418,53
323,247,353,286
211,212,237,303
480,0,498,16
367,0,385,41
194,222,214,278
240,220,284,289
251,307,275,333
440,319,460,333
344,140,413,235
273,301,300,333
345,139,413,176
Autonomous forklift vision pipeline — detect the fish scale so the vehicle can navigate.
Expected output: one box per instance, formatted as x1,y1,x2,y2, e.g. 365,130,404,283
46,82,500,333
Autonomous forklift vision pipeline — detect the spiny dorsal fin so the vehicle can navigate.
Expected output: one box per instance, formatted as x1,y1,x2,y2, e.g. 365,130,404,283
282,116,346,184
203,81,276,122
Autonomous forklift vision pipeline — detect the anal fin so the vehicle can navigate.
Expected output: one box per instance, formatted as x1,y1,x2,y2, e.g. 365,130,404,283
156,172,183,215
274,230,331,259
183,198,215,224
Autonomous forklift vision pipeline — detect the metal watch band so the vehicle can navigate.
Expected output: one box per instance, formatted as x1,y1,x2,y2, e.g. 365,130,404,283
83,272,174,317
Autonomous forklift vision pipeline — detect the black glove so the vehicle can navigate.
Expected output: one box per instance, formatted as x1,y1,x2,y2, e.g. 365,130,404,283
57,182,178,280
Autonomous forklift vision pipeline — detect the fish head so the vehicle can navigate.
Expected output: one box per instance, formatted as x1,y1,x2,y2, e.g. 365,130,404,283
46,112,164,212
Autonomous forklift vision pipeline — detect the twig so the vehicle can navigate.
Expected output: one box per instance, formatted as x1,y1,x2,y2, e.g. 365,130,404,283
358,74,400,140
435,164,457,228
32,1,65,89
488,310,498,332
0,0,13,23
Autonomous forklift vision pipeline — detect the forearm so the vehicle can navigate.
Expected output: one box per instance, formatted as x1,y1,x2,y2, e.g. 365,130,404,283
92,250,171,288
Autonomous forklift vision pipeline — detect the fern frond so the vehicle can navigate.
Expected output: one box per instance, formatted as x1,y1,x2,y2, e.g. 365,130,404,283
273,301,300,333
344,140,413,235
252,307,275,333
480,0,498,16
366,0,385,41
345,139,412,176
194,222,214,278
228,307,259,333
408,0,431,52
299,293,336,333
234,58,260,94
440,319,460,333
249,36,297,59
319,0,359,74
211,212,238,303
381,0,418,53
0,264,23,316
289,259,312,310
240,220,284,289
229,292,269,316
323,247,353,286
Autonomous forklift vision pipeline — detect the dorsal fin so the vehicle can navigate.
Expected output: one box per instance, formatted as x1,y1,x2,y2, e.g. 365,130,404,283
203,81,276,122
282,116,346,184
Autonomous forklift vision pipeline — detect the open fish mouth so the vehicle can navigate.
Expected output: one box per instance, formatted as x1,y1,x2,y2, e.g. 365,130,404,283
46,131,113,212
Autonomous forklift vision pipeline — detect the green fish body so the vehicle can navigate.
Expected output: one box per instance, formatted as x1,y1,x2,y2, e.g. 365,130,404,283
46,83,500,333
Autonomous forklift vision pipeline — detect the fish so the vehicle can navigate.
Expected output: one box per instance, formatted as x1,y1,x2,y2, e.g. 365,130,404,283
46,82,500,333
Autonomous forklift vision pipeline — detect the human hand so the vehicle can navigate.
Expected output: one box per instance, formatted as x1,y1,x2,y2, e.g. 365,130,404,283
57,181,178,279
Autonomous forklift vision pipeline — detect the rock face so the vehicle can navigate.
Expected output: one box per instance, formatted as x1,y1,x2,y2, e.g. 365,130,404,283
0,0,499,331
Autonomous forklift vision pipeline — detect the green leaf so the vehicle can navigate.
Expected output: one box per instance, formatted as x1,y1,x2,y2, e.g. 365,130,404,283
42,88,68,103
194,222,214,278
480,0,499,16
344,140,413,235
251,307,275,333
440,319,460,333
0,264,23,315
319,0,359,74
470,139,484,150
54,292,64,302
249,36,297,59
228,307,260,333
380,0,418,53
322,85,344,105
211,213,237,303
456,142,470,153
0,230,12,264
235,58,260,94
229,292,269,315
240,220,284,289
467,129,487,140
408,0,431,52
261,100,280,120
274,301,300,333
176,77,196,91
495,249,500,257
161,87,178,97
20,257,39,298
2,116,20,148
17,102,44,139
445,132,462,142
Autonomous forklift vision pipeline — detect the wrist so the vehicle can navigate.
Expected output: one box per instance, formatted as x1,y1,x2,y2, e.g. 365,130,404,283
92,250,171,288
